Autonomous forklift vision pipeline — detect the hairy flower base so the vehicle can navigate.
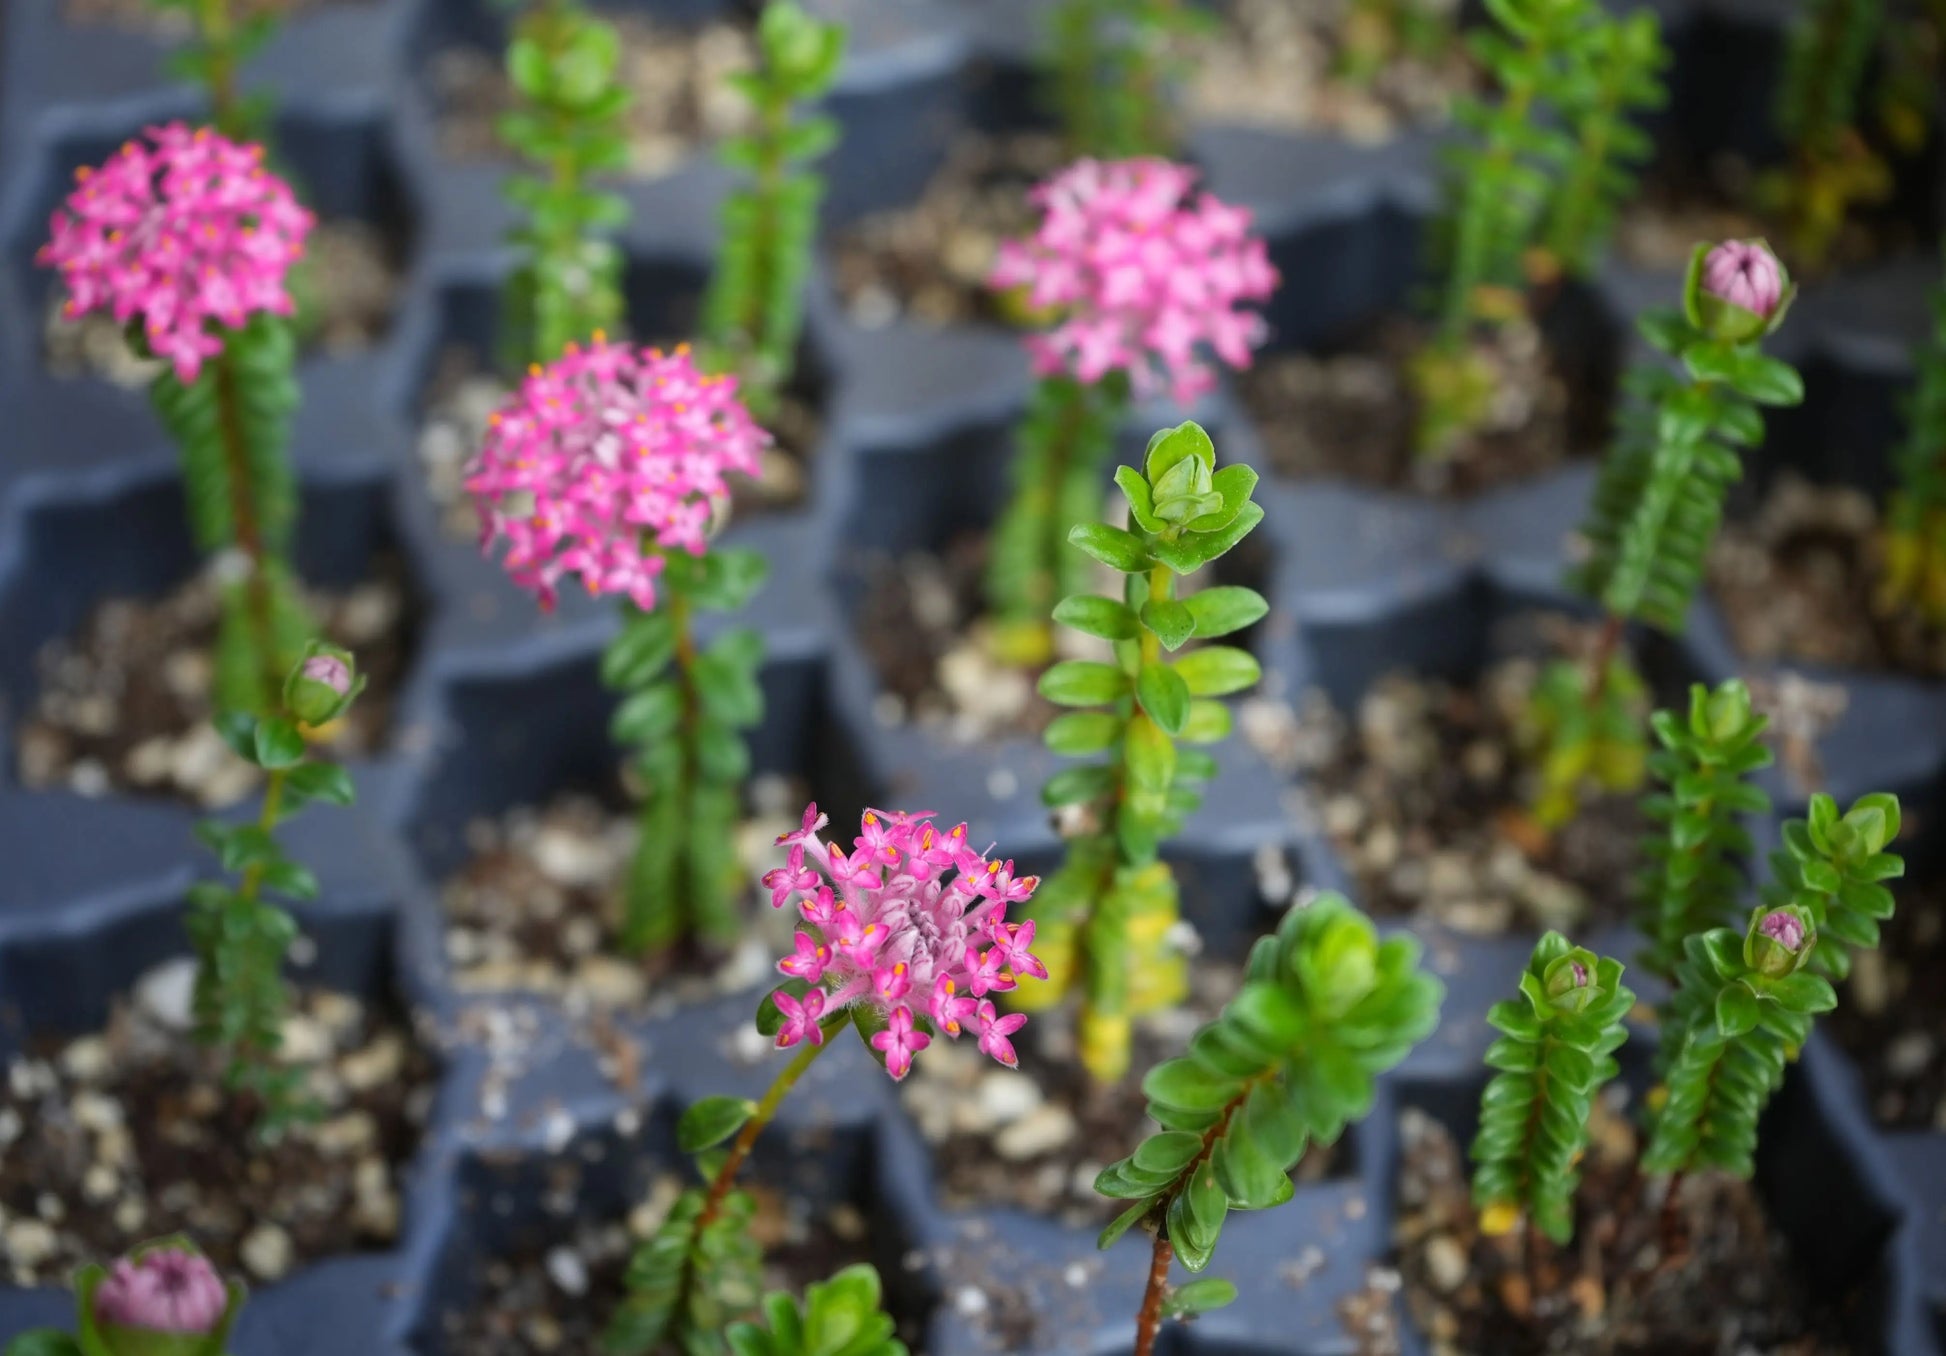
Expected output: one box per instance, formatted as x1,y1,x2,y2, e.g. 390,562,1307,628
465,338,768,612
990,157,1277,406
38,123,313,383
763,805,1046,1079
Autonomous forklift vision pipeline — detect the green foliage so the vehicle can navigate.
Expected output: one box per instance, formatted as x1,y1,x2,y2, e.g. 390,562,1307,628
1641,906,1837,1178
1537,9,1667,279
1877,251,1946,623
1470,934,1632,1244
1636,680,1772,983
499,0,631,366
1771,0,1889,265
1095,895,1441,1297
605,1188,765,1356
151,311,313,714
1045,0,1209,157
985,375,1126,658
191,651,360,1137
1571,284,1804,633
603,547,768,954
1519,649,1648,829
1415,0,1665,457
1026,423,1266,1082
156,0,277,138
702,1,845,413
1337,0,1455,86
1760,792,1904,982
725,1264,908,1356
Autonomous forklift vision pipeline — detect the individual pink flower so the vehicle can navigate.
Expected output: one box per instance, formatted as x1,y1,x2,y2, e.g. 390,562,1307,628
870,1004,931,1080
94,1247,228,1335
763,844,820,909
990,157,1278,405
765,804,1045,1079
771,987,826,1048
37,123,314,383
464,339,768,613
1701,240,1784,321
975,1000,1027,1068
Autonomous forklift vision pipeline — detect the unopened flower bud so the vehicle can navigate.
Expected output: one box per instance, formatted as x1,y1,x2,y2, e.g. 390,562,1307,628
1702,681,1754,742
283,641,363,727
93,1245,232,1352
1744,905,1815,978
1542,950,1599,1012
1686,239,1792,342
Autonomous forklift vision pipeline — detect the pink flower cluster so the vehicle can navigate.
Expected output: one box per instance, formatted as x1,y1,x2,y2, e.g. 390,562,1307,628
990,157,1278,406
465,339,768,612
763,805,1046,1080
37,123,313,383
94,1247,228,1335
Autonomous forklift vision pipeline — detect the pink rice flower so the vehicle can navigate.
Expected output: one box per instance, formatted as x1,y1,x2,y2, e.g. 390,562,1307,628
464,339,768,612
989,157,1278,406
37,123,314,384
975,1000,1027,1068
94,1247,228,1335
766,804,1045,1080
771,987,827,1048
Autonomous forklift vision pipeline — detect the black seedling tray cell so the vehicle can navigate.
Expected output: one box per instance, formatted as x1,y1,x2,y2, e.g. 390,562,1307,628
0,0,1943,1350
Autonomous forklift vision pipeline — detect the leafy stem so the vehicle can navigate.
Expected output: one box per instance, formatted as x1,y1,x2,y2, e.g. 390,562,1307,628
694,1026,835,1235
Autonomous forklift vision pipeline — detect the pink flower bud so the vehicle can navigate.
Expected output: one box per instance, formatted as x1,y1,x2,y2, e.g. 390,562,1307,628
300,652,351,696
94,1247,228,1336
1701,240,1784,321
1757,909,1806,953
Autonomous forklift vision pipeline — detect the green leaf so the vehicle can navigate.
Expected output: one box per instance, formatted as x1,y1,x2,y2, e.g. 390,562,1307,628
1039,661,1128,707
1136,663,1191,735
1045,712,1122,756
1069,523,1153,573
3,1334,84,1356
1044,763,1118,806
1714,982,1760,1037
679,1096,757,1153
1172,647,1261,697
1097,1199,1153,1251
602,611,679,689
1144,421,1217,482
282,761,354,808
1180,700,1232,744
1184,464,1259,532
1053,595,1140,641
1141,599,1196,651
254,717,306,771
1183,586,1269,639
215,710,259,763
1163,1277,1237,1319
611,682,683,745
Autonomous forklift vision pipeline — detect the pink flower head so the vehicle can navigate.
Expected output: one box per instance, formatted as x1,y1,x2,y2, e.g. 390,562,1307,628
464,339,768,613
975,1000,1027,1068
765,805,1045,1078
990,158,1278,406
38,123,314,384
771,986,826,1048
1701,240,1784,321
94,1246,228,1335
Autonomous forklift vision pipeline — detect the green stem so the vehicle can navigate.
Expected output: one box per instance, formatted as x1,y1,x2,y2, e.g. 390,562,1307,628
669,586,703,939
696,1028,835,1231
195,0,242,135
211,342,282,712
229,764,288,1068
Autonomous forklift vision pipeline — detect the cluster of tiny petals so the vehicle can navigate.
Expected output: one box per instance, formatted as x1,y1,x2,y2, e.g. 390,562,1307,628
37,122,313,384
989,157,1278,406
94,1248,228,1334
464,339,768,612
763,805,1047,1079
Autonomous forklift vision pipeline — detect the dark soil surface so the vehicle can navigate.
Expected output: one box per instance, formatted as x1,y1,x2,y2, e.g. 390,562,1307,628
0,978,434,1286
433,1179,912,1356
427,13,755,179
15,559,415,806
828,130,1066,331
44,221,400,384
1710,475,1946,679
438,787,806,1015
902,960,1345,1229
1256,627,1648,935
1237,318,1592,498
1829,874,1946,1130
1394,1098,1856,1355
847,531,1063,744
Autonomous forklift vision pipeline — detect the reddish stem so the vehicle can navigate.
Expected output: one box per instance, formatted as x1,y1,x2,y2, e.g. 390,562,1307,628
1132,1231,1174,1356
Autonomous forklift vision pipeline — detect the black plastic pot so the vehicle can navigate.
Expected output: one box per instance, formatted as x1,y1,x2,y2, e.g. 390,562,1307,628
0,0,1943,1350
